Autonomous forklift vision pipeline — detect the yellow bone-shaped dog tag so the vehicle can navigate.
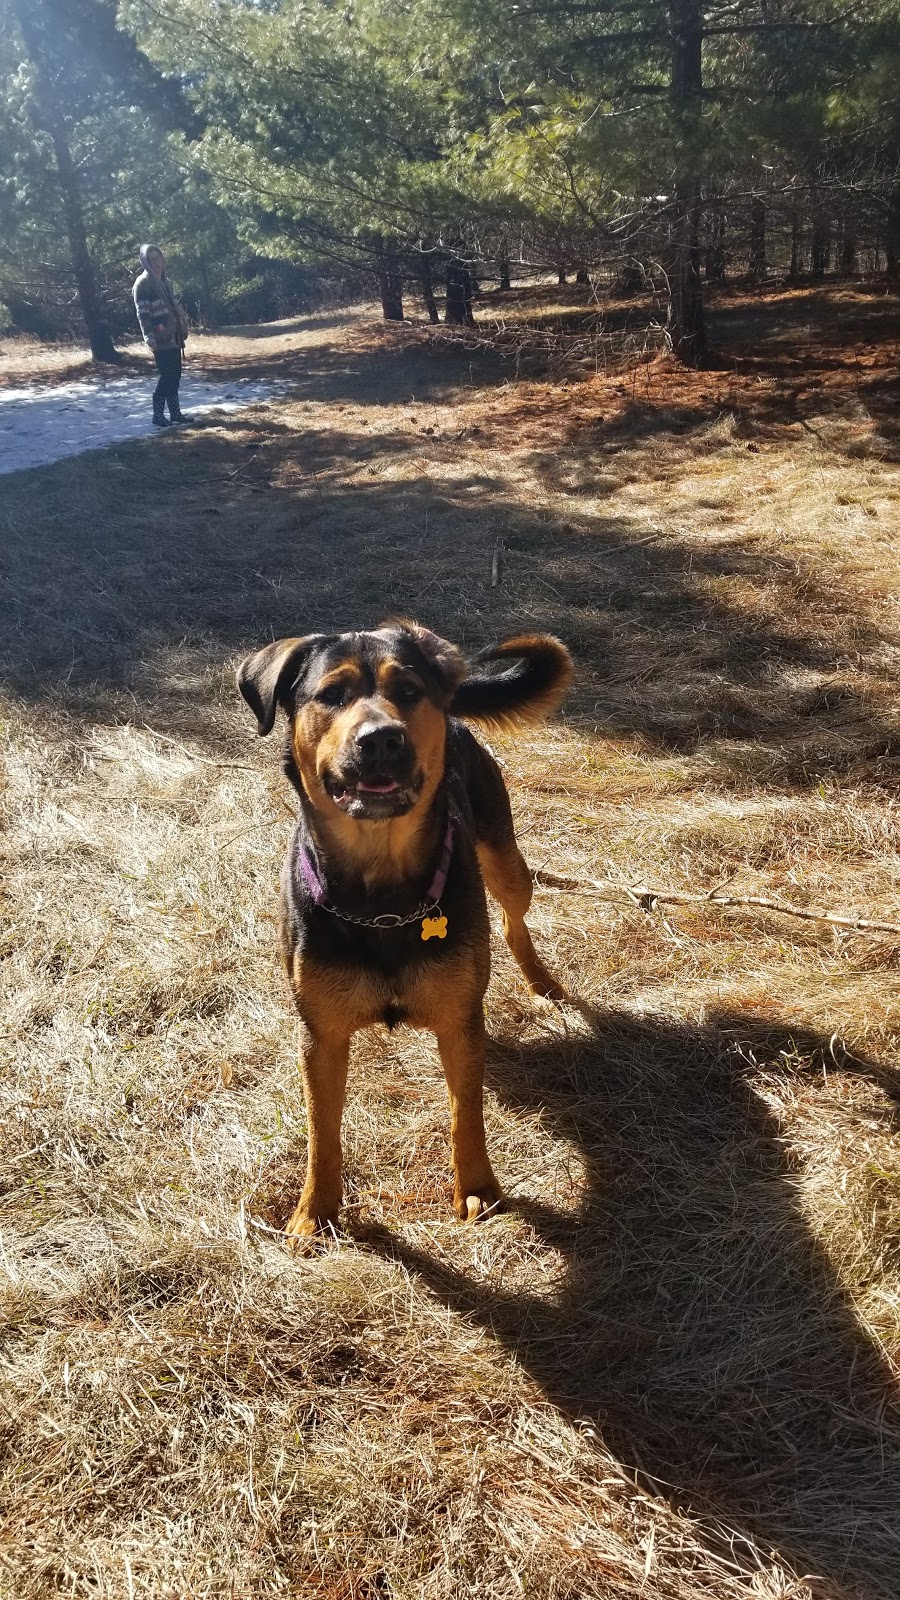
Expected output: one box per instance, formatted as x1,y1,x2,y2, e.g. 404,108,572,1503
421,915,447,941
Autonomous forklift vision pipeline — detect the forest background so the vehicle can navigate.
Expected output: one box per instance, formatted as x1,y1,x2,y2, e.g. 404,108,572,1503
2,0,900,367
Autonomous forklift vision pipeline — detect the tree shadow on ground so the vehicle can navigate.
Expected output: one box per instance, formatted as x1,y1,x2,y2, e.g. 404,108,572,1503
706,292,900,458
361,1007,900,1600
195,286,900,457
207,312,359,339
189,318,519,399
1,410,896,791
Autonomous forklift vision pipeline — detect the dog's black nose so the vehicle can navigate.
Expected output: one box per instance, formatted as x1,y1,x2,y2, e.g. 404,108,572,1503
355,720,407,765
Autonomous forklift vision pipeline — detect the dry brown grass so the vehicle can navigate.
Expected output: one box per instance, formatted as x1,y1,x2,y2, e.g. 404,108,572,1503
1,285,899,1600
0,333,111,387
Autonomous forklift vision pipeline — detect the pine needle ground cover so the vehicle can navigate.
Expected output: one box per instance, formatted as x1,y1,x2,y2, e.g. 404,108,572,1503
1,286,898,1600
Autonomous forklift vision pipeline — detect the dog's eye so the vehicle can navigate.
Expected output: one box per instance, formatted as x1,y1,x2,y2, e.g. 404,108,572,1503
394,681,422,704
316,681,354,706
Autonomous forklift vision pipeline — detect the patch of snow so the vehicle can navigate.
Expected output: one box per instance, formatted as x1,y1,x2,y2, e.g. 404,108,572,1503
0,371,293,475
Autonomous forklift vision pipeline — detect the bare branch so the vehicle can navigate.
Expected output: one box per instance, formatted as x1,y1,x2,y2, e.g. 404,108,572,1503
533,873,900,938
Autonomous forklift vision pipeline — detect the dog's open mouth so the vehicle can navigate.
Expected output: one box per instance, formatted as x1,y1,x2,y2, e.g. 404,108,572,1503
325,772,417,817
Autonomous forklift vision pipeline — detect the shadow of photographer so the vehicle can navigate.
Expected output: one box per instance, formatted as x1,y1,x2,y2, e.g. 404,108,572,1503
363,1004,900,1599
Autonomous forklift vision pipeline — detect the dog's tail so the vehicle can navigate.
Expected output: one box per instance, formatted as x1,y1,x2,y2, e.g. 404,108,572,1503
450,634,573,730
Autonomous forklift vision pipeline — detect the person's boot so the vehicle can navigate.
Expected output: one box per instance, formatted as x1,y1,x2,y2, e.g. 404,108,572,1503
167,397,191,425
152,397,170,428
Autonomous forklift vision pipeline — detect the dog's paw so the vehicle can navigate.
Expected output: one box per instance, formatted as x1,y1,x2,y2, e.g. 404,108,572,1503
528,973,568,1004
284,1231,323,1257
283,1200,339,1252
457,1186,503,1222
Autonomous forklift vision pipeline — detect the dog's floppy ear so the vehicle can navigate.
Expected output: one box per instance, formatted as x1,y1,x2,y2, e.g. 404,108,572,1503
236,636,324,736
387,620,467,697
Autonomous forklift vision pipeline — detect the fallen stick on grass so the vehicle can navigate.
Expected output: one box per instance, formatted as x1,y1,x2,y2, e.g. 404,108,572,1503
532,870,900,937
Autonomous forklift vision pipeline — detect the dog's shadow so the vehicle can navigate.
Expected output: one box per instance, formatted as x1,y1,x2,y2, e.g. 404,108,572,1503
361,1005,900,1598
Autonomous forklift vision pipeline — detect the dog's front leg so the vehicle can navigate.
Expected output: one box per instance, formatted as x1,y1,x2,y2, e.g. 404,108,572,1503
436,1007,501,1221
286,1025,351,1242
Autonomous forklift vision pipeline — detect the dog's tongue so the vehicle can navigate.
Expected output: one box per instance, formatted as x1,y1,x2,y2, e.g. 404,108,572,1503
357,779,400,794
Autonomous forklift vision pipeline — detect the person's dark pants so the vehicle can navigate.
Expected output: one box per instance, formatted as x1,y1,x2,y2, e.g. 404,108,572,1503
153,347,182,414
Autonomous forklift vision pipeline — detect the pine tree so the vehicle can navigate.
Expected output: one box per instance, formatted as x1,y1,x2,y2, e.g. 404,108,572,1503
3,0,197,357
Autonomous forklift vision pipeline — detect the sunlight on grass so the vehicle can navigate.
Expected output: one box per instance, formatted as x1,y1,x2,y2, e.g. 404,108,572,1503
1,288,898,1599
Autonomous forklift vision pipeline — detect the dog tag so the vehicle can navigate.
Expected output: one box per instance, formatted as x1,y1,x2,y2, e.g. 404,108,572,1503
421,915,448,941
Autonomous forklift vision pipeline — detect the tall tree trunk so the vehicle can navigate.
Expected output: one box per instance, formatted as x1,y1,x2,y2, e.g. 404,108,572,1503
498,257,511,292
199,258,217,327
670,188,706,364
810,203,830,277
705,202,725,284
557,267,567,285
887,194,900,285
789,205,802,279
418,247,439,323
668,0,706,367
840,211,858,276
445,259,475,325
748,198,766,282
51,126,119,360
16,6,118,362
374,236,404,321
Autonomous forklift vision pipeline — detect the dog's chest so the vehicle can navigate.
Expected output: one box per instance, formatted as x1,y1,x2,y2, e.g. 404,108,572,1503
281,836,490,1034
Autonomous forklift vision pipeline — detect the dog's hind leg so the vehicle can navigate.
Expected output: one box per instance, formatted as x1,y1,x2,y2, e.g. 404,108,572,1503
477,839,566,1001
460,726,565,1001
285,1026,351,1243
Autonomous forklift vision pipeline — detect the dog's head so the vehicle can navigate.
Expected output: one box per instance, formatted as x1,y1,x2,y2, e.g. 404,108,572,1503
237,623,466,823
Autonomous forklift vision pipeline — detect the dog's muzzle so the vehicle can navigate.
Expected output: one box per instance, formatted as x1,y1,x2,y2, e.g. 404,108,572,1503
325,718,419,818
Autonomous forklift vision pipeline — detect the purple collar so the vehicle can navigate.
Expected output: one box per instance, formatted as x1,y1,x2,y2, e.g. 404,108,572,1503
296,818,455,931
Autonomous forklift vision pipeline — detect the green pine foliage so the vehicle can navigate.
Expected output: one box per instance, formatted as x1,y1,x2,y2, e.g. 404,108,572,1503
3,0,899,352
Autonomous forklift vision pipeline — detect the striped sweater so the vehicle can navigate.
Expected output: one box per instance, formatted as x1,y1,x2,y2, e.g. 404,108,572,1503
133,270,189,353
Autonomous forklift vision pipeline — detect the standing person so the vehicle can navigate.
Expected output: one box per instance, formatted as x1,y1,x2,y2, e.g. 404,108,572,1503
132,243,191,427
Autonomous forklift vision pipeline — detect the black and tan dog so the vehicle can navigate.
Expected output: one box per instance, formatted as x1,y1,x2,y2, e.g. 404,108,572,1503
237,622,572,1242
